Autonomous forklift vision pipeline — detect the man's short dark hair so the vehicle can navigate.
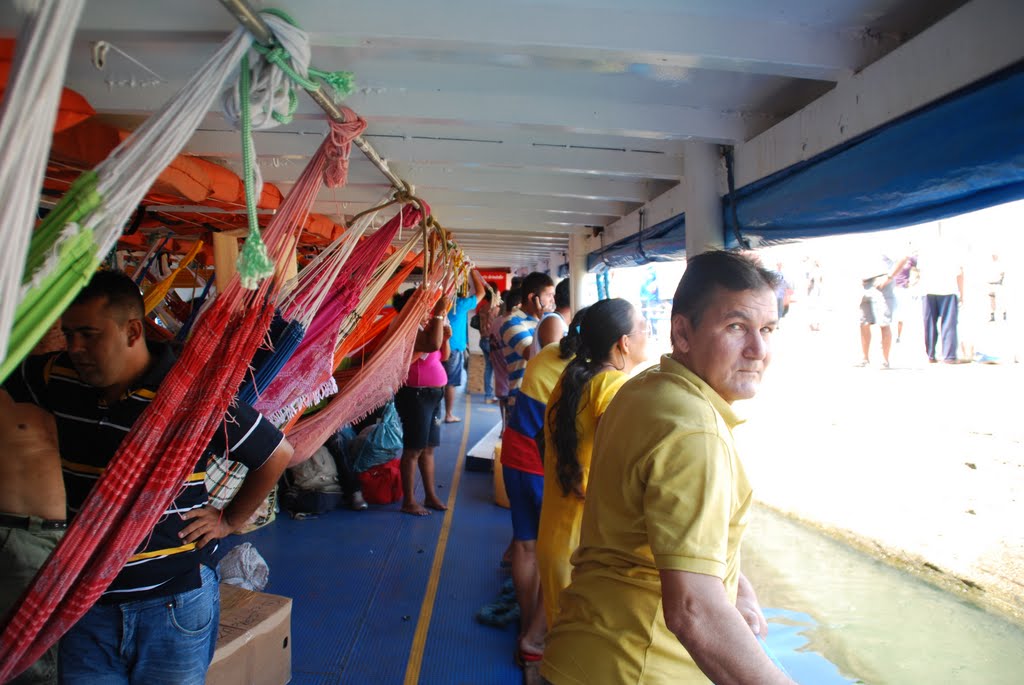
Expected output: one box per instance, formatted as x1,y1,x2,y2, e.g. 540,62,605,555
521,272,554,302
72,270,145,321
554,278,570,309
671,251,779,328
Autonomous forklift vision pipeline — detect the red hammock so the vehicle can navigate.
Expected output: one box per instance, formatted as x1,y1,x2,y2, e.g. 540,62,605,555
0,119,352,681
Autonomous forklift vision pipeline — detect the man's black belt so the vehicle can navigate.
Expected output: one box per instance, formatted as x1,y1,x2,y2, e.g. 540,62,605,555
0,513,67,530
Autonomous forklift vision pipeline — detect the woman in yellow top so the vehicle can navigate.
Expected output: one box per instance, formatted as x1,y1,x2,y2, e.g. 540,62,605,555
537,298,649,624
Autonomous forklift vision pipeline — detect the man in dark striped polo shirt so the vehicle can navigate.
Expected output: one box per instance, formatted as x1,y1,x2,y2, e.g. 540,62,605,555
5,271,293,684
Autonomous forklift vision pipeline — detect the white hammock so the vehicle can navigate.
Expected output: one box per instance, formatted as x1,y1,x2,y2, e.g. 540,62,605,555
0,0,84,369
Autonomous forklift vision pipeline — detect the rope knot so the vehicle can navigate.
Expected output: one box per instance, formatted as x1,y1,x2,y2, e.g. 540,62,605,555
324,107,367,189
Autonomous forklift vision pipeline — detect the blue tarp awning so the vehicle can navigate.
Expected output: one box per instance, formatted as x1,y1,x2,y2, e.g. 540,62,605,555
723,59,1024,244
586,212,686,272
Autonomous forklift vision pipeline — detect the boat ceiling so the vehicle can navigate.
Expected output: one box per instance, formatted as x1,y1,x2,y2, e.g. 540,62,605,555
2,0,968,268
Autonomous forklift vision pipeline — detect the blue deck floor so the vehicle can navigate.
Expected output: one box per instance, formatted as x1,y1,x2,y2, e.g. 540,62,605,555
225,388,520,685
224,386,857,684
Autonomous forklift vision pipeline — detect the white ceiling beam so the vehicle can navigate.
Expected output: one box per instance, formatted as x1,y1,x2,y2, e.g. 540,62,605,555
78,81,764,143
296,187,636,217
734,0,1024,187
449,230,569,241
59,1,896,81
385,205,612,230
309,198,628,223
176,115,690,157
444,236,569,249
186,131,683,179
420,212,591,234
254,165,667,203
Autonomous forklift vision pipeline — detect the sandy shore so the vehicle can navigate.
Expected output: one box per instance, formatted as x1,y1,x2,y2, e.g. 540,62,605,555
732,306,1024,623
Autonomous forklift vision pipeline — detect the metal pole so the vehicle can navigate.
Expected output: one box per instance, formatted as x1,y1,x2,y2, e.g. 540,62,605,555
217,0,409,193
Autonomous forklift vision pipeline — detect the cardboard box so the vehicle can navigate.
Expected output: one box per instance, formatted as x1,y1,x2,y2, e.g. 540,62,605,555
467,352,485,395
207,584,292,685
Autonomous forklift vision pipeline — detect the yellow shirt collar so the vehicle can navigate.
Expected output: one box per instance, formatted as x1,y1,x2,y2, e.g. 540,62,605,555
658,354,744,428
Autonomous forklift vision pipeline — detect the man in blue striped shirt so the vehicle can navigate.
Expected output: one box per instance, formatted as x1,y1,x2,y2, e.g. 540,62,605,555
500,272,555,400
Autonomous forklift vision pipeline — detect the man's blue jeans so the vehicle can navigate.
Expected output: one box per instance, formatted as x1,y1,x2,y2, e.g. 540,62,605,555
59,564,220,685
479,338,494,398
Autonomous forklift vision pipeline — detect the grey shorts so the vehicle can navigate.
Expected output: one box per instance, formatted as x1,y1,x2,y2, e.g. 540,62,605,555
860,281,895,326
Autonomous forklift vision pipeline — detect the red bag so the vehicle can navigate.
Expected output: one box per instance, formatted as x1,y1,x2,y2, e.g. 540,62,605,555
359,458,403,504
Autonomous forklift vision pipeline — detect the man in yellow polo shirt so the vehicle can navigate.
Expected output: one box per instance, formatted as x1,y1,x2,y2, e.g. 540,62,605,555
541,250,796,685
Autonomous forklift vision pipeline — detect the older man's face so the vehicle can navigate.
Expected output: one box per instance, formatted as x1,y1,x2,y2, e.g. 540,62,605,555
672,287,777,404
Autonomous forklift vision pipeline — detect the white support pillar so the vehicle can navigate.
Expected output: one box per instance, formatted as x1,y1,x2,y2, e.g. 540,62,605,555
568,233,589,311
682,141,724,257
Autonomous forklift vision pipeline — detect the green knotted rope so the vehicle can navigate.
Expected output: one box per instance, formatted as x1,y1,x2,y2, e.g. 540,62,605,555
235,51,276,290
234,10,356,289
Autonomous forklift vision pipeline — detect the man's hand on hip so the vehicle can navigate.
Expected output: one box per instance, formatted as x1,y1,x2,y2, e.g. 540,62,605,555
180,505,233,549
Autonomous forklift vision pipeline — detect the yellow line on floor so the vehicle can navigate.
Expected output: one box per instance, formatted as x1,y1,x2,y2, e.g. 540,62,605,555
404,394,471,685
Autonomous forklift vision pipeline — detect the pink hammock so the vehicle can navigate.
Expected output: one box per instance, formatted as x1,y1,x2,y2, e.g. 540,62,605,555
0,119,353,681
286,259,454,463
254,203,425,425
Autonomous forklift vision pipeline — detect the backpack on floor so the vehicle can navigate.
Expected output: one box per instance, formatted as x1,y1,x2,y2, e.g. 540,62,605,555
359,458,402,504
280,447,343,516
350,401,403,473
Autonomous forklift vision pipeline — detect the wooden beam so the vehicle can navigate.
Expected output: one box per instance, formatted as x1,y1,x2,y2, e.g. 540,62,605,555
212,232,239,293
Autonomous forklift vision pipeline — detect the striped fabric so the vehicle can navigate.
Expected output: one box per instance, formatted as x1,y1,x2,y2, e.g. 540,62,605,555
500,308,538,393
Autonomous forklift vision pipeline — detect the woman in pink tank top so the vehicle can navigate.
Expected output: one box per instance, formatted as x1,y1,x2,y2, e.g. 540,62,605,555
393,288,451,516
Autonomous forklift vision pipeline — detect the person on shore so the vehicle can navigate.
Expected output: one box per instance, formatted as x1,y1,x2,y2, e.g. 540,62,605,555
537,298,648,627
442,269,486,423
392,288,452,516
0,390,65,685
858,255,903,368
542,250,795,685
500,308,587,666
918,237,964,363
4,270,293,684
